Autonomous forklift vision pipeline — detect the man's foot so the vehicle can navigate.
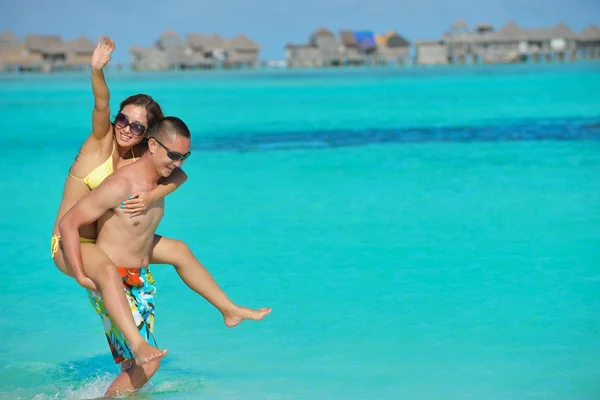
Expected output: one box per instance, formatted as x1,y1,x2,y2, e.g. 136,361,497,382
223,305,272,328
132,342,167,365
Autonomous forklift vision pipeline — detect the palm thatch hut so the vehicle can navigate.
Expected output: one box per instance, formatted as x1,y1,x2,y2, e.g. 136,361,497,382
187,33,228,64
309,28,341,66
377,31,410,64
155,30,193,69
285,43,321,67
226,34,260,68
24,34,65,71
130,46,168,71
577,25,600,59
64,36,95,70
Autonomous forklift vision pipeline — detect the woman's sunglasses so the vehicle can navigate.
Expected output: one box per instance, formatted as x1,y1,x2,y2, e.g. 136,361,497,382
114,113,147,137
151,137,191,162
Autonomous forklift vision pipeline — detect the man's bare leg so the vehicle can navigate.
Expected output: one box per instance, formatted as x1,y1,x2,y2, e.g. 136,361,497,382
104,359,160,397
150,236,271,327
55,243,167,365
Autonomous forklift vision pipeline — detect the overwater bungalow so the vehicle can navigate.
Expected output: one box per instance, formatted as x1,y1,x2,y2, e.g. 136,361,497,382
0,32,95,72
226,34,261,68
285,27,411,68
130,31,261,71
578,25,600,59
415,20,600,65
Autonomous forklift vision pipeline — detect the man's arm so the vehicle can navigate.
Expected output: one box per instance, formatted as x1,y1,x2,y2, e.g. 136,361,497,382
58,177,130,286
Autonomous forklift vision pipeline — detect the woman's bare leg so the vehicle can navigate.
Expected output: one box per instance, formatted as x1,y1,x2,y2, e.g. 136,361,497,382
53,243,167,364
150,235,271,327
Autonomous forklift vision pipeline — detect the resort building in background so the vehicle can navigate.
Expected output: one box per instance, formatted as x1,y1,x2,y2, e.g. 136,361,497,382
130,30,261,70
1,21,600,72
0,31,95,72
286,28,410,67
415,20,600,65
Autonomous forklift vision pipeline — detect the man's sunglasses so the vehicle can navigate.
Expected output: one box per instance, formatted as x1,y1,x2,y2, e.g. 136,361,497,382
114,113,147,137
151,137,191,162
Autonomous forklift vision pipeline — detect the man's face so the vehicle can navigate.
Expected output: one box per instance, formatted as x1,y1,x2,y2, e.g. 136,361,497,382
149,135,191,177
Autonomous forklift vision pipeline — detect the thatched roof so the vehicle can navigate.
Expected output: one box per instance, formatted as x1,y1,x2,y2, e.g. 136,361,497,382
483,21,521,42
386,32,410,47
65,36,95,53
451,19,469,31
550,23,576,39
25,34,64,54
471,21,583,43
160,30,179,38
525,28,551,41
156,30,185,50
312,27,335,38
186,33,226,51
0,30,19,41
227,34,260,51
339,30,357,46
579,24,600,41
376,31,410,47
496,22,521,39
489,22,577,42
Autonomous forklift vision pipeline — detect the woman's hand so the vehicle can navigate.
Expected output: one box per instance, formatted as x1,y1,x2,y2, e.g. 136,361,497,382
91,35,115,71
121,192,155,217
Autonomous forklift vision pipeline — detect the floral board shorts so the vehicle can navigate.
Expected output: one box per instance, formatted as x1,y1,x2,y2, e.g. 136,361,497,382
87,267,157,364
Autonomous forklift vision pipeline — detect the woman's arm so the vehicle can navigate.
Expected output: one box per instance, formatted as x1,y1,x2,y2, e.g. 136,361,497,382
90,36,115,141
122,168,188,216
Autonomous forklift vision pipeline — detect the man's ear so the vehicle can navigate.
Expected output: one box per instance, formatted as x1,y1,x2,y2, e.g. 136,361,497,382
147,137,156,154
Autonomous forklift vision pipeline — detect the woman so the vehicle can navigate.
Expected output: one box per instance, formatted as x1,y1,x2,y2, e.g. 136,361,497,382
51,36,271,375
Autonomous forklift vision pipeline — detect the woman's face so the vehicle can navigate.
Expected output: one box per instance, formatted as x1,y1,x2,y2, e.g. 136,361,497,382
114,104,149,148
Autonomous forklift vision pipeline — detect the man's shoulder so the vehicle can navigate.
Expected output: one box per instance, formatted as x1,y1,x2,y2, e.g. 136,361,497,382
97,171,132,195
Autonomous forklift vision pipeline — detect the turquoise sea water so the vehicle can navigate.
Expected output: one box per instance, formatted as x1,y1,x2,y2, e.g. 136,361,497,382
1,62,600,399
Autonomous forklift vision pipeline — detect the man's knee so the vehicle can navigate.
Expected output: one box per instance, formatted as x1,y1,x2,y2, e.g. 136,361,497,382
172,239,190,254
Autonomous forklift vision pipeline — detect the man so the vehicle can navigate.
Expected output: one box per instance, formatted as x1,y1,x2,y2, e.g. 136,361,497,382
59,117,195,395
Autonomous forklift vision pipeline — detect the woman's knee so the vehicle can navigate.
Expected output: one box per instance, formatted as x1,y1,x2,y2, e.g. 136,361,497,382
90,262,120,283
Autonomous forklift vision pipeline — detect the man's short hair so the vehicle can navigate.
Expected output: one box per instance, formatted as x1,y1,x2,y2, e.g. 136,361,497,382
148,116,191,142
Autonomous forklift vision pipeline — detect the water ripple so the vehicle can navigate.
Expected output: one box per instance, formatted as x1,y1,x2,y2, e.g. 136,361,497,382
194,117,600,152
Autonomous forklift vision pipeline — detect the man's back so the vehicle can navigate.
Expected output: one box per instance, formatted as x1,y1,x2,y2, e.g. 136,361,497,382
96,164,164,268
